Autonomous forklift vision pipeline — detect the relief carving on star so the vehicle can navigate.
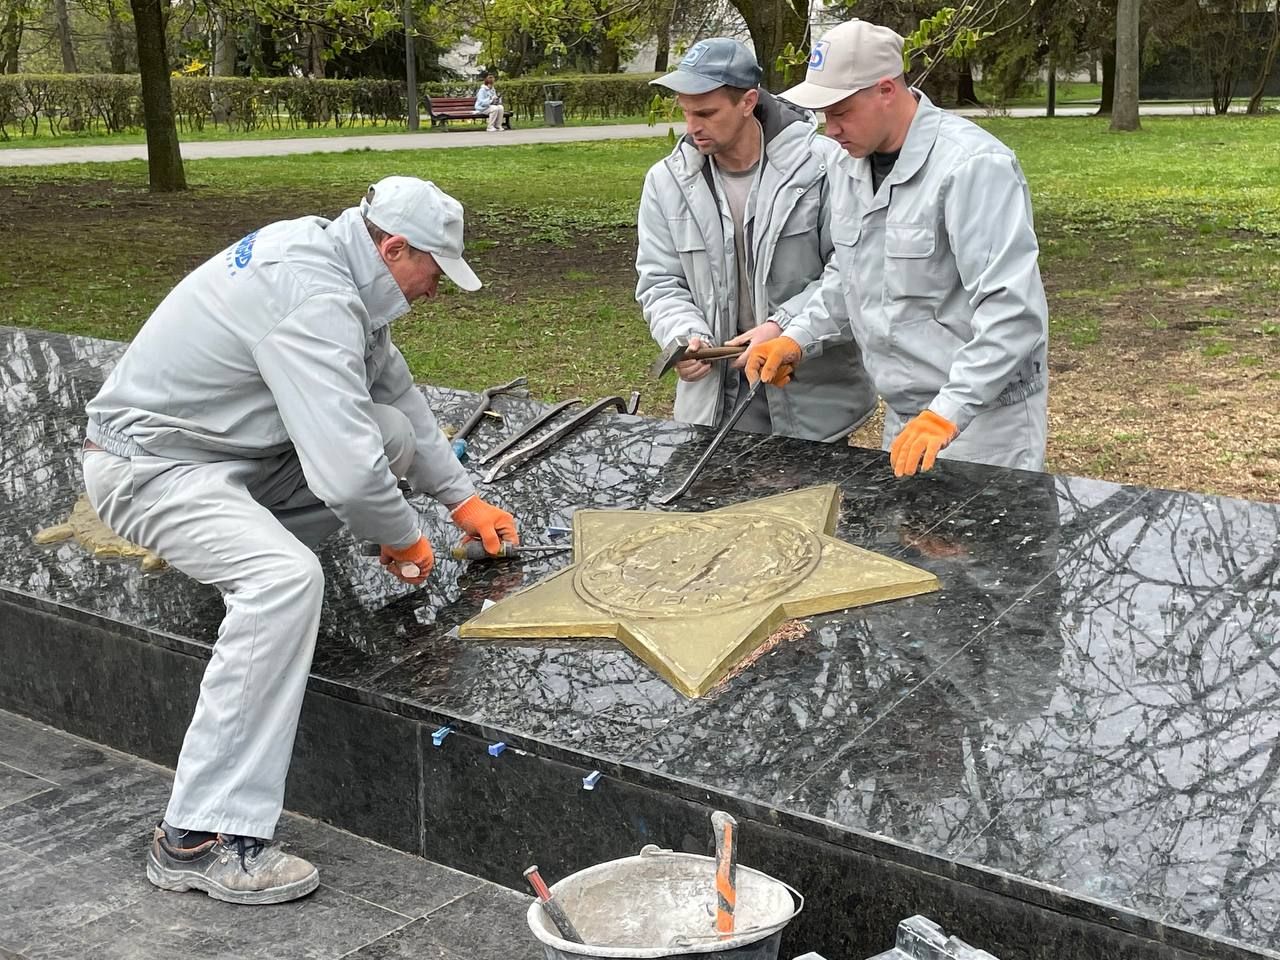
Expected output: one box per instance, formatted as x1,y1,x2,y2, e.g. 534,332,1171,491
459,485,939,697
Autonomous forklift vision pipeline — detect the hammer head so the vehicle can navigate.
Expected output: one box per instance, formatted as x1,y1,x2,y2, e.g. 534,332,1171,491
650,336,694,380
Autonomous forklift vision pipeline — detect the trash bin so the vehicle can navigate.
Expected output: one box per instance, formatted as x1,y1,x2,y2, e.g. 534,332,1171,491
543,83,566,126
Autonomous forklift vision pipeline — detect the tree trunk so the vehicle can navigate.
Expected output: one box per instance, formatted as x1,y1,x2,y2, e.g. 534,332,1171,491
105,0,129,72
730,0,807,91
53,0,78,72
308,25,325,78
1247,3,1280,114
1111,0,1140,130
1098,45,1115,114
130,0,186,191
1,7,22,74
1047,54,1056,117
956,60,980,105
404,0,418,130
210,12,236,125
213,13,236,76
1089,55,1098,84
654,0,674,72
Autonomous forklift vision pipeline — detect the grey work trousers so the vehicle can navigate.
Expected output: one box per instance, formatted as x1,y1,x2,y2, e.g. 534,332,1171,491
882,390,1048,472
82,404,417,840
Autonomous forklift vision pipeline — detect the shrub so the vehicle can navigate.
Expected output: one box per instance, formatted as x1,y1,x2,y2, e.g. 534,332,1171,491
0,72,662,140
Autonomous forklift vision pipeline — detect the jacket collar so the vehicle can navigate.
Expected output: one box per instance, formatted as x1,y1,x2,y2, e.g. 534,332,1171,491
842,89,941,212
325,207,411,333
666,89,816,182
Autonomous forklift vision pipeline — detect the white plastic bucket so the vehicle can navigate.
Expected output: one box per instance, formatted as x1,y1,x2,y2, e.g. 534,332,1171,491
527,845,803,960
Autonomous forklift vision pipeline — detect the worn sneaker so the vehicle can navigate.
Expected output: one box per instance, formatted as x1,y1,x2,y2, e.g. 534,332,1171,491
146,825,320,905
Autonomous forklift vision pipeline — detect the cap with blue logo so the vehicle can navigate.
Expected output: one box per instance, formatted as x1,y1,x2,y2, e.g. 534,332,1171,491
780,20,905,110
360,176,481,292
651,38,762,95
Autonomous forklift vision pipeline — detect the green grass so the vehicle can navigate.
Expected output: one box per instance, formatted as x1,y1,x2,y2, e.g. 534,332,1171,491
2,113,1279,416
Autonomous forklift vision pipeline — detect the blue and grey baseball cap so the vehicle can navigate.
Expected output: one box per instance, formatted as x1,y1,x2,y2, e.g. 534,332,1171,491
651,38,762,94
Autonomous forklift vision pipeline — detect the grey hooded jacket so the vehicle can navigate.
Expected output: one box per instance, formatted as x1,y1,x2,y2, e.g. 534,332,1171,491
85,207,475,550
635,91,876,441
785,92,1048,435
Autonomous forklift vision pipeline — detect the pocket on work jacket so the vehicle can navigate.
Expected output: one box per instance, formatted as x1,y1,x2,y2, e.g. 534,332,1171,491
669,217,714,308
883,222,949,303
885,310,966,408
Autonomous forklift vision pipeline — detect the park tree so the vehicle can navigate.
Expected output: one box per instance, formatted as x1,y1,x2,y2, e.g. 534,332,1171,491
0,0,31,72
1110,0,1139,128
53,0,79,70
131,0,186,189
1247,0,1279,113
727,0,806,88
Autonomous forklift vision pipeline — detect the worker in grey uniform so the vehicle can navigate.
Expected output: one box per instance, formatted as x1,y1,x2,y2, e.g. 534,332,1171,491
82,176,519,904
746,20,1049,475
635,37,876,442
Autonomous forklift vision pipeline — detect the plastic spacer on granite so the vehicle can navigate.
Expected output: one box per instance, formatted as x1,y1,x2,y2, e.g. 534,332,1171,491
488,741,507,757
431,725,453,748
582,770,602,791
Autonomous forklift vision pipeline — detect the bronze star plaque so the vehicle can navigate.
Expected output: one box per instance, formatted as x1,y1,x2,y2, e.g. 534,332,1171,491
458,485,939,697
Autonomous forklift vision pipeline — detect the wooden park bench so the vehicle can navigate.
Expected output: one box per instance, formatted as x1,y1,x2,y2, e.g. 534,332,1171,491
424,95,513,130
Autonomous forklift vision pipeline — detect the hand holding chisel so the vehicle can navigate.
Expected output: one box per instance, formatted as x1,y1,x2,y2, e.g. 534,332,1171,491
450,542,569,562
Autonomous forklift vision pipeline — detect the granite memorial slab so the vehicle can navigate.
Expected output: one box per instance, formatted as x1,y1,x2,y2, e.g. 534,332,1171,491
1,325,1277,960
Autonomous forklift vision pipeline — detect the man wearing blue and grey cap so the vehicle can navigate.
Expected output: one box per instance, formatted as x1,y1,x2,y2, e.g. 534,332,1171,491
635,37,876,442
83,175,519,903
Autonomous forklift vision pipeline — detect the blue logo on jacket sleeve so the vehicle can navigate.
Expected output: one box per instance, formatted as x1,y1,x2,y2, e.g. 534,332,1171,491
225,230,259,277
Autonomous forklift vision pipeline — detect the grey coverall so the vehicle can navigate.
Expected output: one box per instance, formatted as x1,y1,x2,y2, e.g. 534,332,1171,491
83,207,474,839
785,91,1050,469
636,91,877,442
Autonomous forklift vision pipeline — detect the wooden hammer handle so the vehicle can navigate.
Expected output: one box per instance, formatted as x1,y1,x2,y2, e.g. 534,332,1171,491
688,344,747,361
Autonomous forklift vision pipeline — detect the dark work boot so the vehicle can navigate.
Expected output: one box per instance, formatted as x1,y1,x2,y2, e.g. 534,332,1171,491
146,824,319,905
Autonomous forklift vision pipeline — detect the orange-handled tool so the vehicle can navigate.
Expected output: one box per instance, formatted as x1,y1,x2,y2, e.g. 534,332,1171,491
711,810,738,938
524,865,584,944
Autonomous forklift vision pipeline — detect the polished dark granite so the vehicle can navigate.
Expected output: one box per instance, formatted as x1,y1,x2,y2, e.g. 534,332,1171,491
3,326,1279,959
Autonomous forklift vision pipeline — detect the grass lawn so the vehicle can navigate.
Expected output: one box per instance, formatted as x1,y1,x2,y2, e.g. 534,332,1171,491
1,114,1277,501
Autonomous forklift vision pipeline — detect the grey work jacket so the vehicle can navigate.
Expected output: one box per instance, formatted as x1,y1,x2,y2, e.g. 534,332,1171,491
635,91,876,441
787,92,1048,434
86,207,474,550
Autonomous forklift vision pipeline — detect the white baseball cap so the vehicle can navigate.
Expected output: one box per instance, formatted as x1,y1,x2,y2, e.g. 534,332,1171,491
360,176,482,292
781,20,906,111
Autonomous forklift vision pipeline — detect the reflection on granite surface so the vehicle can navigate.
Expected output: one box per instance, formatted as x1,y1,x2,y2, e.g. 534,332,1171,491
2,326,1278,956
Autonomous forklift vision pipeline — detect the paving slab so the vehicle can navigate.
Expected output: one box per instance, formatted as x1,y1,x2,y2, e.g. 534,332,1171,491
0,709,533,960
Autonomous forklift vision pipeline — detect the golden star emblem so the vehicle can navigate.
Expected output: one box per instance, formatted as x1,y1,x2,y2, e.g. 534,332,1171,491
458,485,940,697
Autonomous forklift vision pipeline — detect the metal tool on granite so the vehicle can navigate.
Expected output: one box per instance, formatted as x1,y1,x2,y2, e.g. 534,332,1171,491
650,335,747,379
650,379,761,505
449,542,570,561
482,392,641,484
524,865,585,944
450,375,527,460
473,397,584,465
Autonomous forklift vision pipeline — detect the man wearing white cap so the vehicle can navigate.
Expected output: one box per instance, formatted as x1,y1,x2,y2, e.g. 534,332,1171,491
82,176,518,902
635,37,876,442
744,20,1049,476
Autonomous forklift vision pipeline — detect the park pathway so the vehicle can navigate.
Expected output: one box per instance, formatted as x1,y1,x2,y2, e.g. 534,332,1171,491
0,102,1239,168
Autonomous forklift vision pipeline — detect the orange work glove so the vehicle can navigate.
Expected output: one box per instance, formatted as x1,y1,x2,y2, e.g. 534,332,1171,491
889,410,959,477
451,494,519,556
380,535,434,585
743,336,802,387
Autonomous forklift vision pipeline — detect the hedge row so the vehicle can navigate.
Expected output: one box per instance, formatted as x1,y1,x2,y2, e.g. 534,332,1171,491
0,73,664,138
